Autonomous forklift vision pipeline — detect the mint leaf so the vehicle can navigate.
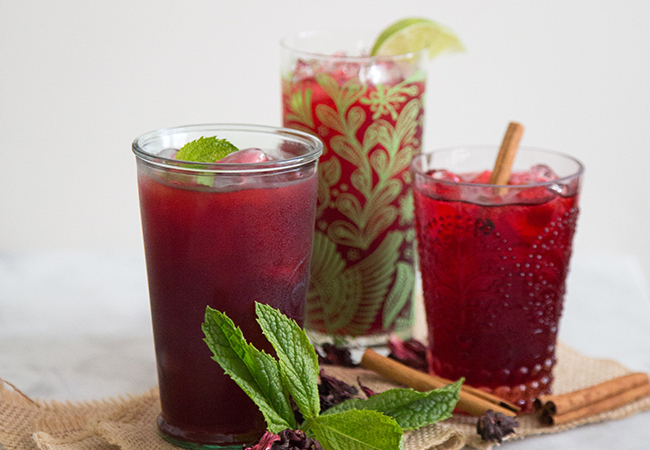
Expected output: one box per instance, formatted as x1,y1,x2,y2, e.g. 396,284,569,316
175,136,239,162
202,306,296,432
255,303,321,420
202,304,460,450
323,380,462,431
307,410,403,450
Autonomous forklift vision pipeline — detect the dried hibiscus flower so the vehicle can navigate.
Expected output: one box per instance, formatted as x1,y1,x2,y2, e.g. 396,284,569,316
317,343,357,367
245,430,280,450
357,376,376,398
477,409,519,443
273,429,323,450
387,335,429,372
318,370,358,411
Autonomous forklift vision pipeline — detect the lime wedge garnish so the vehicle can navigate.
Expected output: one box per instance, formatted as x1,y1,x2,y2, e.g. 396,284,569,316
175,136,239,163
370,17,464,59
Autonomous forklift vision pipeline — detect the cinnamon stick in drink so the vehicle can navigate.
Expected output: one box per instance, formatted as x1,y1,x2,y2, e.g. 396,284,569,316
361,348,518,417
489,122,524,195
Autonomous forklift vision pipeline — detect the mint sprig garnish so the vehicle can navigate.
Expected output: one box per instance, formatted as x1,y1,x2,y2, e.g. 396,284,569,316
256,303,321,420
175,136,239,162
202,303,462,450
172,136,239,187
322,380,462,430
309,409,403,450
202,307,296,432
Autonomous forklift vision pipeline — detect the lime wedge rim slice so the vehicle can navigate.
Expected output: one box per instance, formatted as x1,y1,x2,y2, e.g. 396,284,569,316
370,17,464,59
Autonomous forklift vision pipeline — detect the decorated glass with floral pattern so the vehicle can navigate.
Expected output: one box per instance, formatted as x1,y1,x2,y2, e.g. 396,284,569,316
281,30,427,344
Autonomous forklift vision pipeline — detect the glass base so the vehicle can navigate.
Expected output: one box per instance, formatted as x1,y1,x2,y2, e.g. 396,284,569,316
157,415,261,449
486,375,554,414
159,433,243,450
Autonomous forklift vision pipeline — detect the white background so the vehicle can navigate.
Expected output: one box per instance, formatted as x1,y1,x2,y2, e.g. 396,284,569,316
1,0,650,282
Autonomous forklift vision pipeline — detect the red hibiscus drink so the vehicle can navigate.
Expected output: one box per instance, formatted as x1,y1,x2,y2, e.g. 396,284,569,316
281,30,427,344
132,125,322,448
411,147,583,411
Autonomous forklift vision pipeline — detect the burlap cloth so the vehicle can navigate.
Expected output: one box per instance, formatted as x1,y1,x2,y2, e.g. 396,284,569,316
1,343,649,450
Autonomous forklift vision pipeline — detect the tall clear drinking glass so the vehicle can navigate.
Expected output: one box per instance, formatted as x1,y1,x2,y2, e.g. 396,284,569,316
281,30,427,345
132,124,322,448
411,147,583,411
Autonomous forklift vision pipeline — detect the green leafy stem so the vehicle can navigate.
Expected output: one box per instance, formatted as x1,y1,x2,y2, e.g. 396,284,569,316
202,303,462,450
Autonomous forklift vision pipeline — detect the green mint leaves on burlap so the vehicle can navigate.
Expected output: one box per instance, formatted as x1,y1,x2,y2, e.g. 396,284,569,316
323,379,463,430
202,303,462,450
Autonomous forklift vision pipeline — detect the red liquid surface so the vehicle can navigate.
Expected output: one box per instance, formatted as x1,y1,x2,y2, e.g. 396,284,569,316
413,170,579,411
137,170,317,444
283,63,425,337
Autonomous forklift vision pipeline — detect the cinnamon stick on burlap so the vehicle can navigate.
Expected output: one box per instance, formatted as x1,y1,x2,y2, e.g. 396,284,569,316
536,372,650,425
361,348,519,417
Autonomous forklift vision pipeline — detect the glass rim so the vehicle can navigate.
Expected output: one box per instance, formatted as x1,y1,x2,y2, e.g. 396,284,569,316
280,29,428,62
132,123,323,174
411,145,585,189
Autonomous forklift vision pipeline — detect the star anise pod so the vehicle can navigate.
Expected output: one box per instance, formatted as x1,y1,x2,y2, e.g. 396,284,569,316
318,370,358,411
271,429,323,450
317,343,357,367
476,409,519,444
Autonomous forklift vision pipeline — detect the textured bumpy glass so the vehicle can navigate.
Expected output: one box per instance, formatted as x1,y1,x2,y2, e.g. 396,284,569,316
411,147,584,412
281,30,427,345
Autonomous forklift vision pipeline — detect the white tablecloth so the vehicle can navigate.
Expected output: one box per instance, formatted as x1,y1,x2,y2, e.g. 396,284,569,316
1,250,649,448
